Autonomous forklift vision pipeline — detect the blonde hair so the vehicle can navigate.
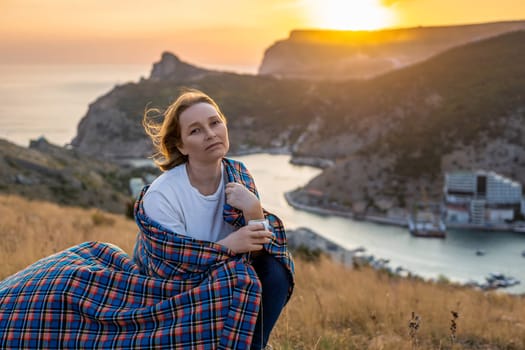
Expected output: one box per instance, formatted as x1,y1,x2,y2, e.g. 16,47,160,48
143,88,227,171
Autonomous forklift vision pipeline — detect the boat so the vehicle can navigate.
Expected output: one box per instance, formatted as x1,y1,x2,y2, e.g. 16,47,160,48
475,249,486,256
513,222,525,233
483,273,521,289
408,211,446,238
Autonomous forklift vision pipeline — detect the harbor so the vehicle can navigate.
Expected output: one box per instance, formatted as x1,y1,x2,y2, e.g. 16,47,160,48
235,154,525,295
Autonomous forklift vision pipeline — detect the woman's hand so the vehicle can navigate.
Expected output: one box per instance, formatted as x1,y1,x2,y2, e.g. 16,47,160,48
218,223,272,254
225,182,264,220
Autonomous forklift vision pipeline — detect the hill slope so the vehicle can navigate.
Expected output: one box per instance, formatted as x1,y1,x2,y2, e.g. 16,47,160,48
296,30,525,213
1,195,524,349
0,137,157,213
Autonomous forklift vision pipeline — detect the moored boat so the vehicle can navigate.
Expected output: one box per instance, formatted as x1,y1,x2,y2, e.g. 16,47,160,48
408,212,446,238
482,273,521,289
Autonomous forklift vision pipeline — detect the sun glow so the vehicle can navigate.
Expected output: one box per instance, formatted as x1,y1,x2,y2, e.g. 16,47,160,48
307,0,395,30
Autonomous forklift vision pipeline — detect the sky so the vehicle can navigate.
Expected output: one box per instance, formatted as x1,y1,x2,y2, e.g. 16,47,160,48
1,0,524,72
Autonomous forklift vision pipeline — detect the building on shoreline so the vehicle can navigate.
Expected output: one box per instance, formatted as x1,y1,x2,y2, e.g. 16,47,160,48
444,170,525,225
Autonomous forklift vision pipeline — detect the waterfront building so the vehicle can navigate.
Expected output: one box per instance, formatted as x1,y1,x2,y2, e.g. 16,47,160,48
444,171,523,225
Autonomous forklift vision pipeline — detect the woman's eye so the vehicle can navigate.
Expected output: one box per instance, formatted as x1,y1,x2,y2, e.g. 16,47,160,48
190,128,200,135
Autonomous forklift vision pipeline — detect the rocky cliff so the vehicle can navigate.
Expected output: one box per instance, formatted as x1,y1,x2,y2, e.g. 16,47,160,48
71,52,317,159
71,53,218,159
258,21,525,81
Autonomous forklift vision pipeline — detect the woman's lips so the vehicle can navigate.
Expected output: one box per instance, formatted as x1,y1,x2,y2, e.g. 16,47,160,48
205,142,222,150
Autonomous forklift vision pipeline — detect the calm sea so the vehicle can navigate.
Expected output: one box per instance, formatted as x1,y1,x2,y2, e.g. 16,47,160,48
2,64,525,294
0,64,151,147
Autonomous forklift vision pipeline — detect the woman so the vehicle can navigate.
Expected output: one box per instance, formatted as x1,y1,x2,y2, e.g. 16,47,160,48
136,88,294,349
0,89,293,350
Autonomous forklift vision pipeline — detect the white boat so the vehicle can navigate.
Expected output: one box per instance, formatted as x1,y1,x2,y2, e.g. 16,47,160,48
408,211,446,238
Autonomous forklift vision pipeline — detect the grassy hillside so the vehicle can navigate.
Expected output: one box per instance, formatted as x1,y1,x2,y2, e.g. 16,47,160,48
0,138,159,214
298,30,525,212
1,195,524,349
315,30,525,172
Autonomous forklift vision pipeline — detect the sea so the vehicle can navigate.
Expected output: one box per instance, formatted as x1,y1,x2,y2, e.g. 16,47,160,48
1,63,524,294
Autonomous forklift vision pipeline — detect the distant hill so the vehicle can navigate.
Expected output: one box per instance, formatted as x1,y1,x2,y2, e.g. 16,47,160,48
259,20,525,80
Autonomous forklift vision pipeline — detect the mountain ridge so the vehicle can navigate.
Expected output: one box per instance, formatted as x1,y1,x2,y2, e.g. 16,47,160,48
258,20,525,80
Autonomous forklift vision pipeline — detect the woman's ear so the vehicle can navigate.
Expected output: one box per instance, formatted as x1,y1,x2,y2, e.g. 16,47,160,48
177,143,187,156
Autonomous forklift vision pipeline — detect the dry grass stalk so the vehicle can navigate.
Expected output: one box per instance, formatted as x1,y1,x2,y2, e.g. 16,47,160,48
408,311,421,349
450,310,459,344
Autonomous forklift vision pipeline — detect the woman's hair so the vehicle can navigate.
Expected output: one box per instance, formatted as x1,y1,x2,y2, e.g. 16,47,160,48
143,88,227,171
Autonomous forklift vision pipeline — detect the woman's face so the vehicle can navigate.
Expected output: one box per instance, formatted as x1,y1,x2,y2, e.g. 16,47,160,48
177,102,230,164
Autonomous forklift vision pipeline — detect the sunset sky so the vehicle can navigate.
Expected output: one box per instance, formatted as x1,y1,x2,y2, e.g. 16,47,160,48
1,0,524,72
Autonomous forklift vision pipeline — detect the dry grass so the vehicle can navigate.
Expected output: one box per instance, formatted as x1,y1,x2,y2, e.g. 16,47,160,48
0,194,137,279
1,194,525,349
270,257,525,349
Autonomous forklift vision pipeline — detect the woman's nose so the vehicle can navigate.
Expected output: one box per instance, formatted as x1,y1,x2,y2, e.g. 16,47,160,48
205,127,216,139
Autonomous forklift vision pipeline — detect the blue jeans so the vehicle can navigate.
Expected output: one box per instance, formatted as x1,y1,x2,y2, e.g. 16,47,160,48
250,253,291,350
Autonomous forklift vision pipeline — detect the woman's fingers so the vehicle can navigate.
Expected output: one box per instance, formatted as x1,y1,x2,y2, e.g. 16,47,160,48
222,225,272,253
254,233,273,245
225,182,261,214
248,229,272,239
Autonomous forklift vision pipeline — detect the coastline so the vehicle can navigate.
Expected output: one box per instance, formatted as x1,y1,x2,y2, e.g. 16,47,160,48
284,191,408,227
287,227,408,275
284,190,525,234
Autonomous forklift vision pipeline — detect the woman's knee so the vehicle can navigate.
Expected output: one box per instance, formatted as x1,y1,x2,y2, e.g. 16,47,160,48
253,254,291,298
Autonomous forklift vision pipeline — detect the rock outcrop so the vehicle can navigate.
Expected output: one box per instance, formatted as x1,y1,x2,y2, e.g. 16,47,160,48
149,52,216,81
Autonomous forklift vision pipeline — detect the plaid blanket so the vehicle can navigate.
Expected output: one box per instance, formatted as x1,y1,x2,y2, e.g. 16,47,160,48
0,158,294,349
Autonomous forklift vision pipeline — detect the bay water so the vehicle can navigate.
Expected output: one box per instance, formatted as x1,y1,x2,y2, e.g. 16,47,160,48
1,64,524,294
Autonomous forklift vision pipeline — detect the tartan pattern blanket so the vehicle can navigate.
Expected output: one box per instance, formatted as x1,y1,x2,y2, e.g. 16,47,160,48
0,158,294,349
